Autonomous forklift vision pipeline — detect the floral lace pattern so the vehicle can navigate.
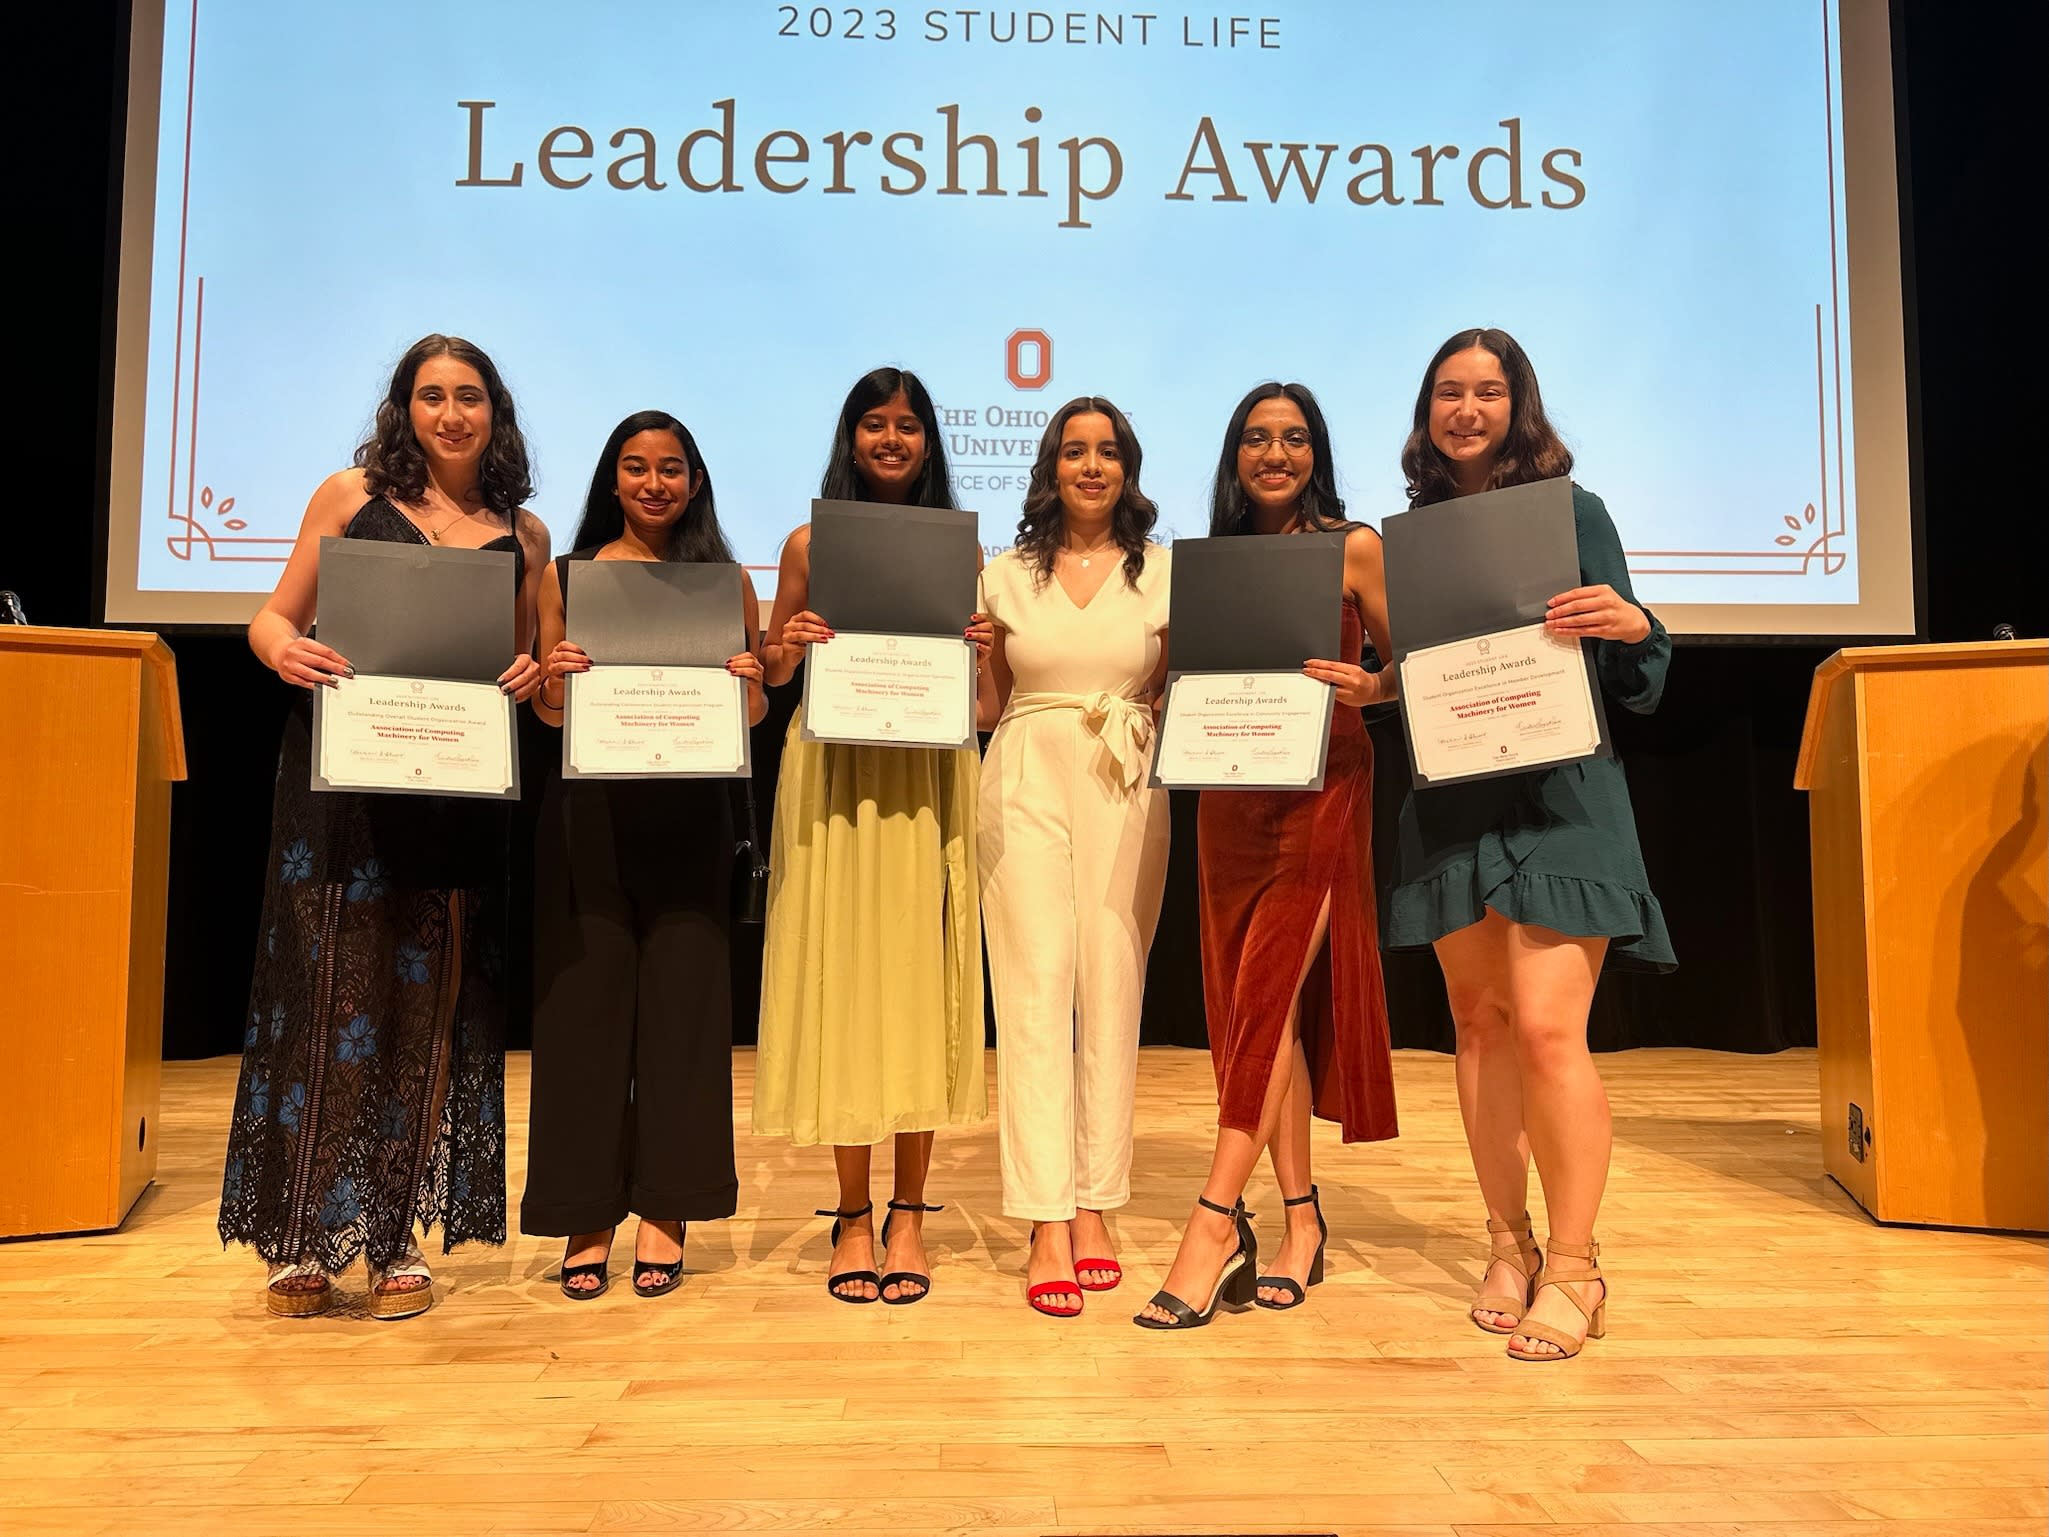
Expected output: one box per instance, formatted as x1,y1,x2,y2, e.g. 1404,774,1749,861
218,501,517,1272
218,706,510,1272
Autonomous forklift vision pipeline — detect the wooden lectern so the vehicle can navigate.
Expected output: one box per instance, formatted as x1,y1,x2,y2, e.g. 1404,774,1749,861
0,627,185,1238
1796,640,2047,1233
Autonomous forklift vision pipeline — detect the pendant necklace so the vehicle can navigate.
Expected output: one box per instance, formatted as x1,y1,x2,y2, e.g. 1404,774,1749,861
1073,538,1115,568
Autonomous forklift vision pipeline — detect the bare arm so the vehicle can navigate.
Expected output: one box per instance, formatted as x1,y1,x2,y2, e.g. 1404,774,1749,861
1303,526,1397,707
763,526,828,688
531,561,577,727
245,468,366,687
1348,525,1396,704
495,513,551,701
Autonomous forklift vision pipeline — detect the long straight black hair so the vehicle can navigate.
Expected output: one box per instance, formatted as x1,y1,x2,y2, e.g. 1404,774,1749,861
570,410,734,562
1206,381,1352,536
818,367,958,507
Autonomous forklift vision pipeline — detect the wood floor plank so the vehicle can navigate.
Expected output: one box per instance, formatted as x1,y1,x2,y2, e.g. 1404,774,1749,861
0,1047,2038,1535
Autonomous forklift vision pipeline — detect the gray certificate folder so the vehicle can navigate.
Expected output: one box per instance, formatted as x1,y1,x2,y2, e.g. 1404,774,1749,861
561,560,752,782
1381,477,1610,783
1166,532,1344,671
566,560,745,665
309,536,521,799
1381,478,1580,654
808,500,979,635
314,537,516,678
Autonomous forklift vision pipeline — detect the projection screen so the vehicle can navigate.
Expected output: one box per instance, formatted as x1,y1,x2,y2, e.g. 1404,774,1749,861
104,0,1917,639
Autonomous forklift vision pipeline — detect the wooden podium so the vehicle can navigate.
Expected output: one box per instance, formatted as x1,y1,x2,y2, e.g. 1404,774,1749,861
1796,640,2047,1232
0,627,185,1238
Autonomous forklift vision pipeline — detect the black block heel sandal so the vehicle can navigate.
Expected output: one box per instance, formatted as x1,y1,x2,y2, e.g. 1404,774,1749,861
878,1199,943,1305
817,1202,880,1304
1133,1196,1258,1330
1253,1185,1329,1310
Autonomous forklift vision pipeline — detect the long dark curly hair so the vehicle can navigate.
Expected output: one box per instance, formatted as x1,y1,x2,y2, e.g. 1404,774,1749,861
818,366,957,508
1207,381,1353,536
1014,395,1157,589
354,333,535,519
569,411,734,563
1401,327,1573,507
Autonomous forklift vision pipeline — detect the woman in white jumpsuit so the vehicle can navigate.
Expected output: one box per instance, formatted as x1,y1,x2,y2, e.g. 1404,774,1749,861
977,396,1172,1317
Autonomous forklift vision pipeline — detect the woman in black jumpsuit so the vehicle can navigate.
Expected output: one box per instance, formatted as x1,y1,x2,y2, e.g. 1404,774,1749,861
519,410,767,1299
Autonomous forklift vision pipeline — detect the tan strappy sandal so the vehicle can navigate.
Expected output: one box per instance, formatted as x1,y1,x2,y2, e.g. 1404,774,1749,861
1506,1237,1606,1362
1470,1212,1542,1334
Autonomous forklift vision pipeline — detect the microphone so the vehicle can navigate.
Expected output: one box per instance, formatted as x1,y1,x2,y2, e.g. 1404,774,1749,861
0,590,27,625
1992,623,2019,641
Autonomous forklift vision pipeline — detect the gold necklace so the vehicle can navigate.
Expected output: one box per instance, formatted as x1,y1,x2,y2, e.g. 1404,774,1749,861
422,505,469,543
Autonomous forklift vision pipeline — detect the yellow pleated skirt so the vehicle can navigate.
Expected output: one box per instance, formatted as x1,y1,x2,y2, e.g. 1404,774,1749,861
752,711,987,1147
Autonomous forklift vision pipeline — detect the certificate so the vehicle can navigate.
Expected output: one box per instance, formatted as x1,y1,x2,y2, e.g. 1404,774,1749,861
799,631,976,748
562,561,753,780
314,675,515,797
566,665,748,778
1150,670,1335,791
1382,477,1611,787
1398,623,1601,784
308,538,522,799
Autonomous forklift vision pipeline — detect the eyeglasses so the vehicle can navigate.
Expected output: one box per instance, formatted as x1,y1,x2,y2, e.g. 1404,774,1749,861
1239,427,1313,455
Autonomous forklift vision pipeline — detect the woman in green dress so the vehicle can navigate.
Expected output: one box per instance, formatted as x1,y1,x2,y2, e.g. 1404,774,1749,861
755,367,991,1305
1384,328,1675,1362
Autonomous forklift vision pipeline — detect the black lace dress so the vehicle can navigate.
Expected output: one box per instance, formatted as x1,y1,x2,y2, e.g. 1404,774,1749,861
217,499,522,1272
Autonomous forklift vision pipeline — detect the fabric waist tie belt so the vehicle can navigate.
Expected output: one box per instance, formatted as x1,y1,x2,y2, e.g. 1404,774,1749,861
1000,690,1154,791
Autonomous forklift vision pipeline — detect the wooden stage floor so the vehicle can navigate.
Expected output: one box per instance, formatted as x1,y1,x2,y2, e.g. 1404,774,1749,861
1,1048,2043,1536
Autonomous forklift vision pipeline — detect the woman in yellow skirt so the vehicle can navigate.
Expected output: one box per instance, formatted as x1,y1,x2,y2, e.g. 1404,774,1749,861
755,367,990,1304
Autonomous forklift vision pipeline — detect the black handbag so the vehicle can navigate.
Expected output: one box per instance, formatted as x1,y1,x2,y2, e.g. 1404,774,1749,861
732,772,770,925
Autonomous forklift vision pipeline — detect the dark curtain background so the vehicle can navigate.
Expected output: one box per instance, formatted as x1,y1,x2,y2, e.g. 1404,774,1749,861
22,2,2037,1061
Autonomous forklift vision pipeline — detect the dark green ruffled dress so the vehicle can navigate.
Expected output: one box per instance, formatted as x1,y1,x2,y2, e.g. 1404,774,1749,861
1384,485,1676,971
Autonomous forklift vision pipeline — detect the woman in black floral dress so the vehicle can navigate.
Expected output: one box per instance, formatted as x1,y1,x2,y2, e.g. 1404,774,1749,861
218,334,549,1318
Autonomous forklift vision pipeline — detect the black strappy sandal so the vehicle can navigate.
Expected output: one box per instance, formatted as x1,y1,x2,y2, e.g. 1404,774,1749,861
559,1235,612,1301
878,1199,943,1306
1253,1185,1328,1310
816,1202,880,1304
1133,1196,1258,1330
632,1222,688,1298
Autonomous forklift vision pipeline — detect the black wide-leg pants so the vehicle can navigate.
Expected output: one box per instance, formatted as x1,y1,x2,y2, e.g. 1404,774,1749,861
520,777,738,1235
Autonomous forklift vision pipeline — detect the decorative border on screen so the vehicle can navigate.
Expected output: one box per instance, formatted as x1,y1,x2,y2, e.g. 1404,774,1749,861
156,1,285,566
1627,0,1849,580
154,0,1853,582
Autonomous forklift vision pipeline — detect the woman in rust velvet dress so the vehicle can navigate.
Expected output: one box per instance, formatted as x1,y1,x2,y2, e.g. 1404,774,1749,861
1136,382,1399,1330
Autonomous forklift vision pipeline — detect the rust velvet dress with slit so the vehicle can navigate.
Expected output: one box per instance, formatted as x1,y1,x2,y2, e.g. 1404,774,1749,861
1195,596,1398,1145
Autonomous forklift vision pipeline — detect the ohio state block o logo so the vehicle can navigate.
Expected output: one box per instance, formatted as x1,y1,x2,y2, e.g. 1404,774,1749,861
1006,329,1052,390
